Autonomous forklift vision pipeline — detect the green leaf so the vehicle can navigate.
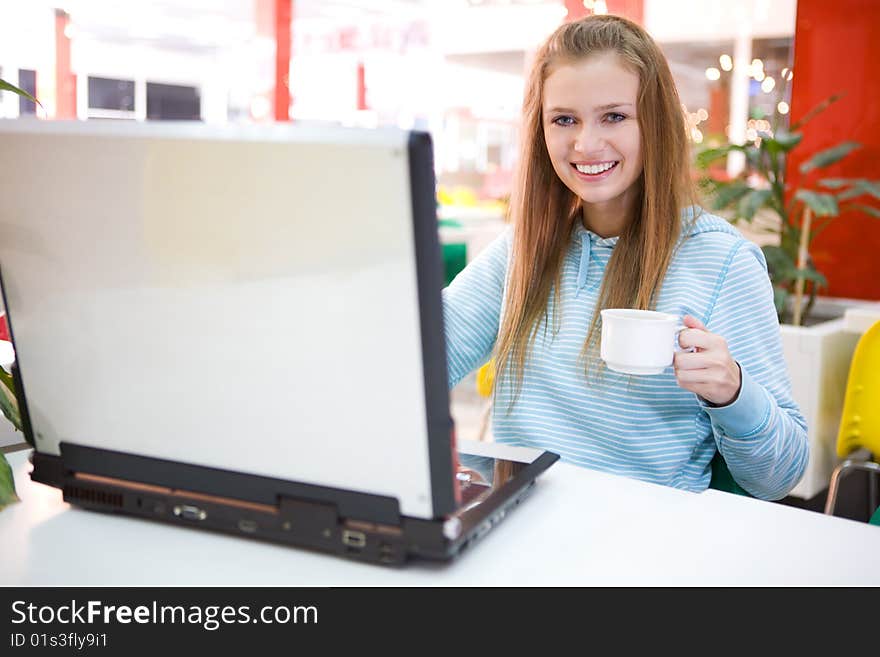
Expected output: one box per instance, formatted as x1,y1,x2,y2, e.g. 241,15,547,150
0,379,21,433
745,145,763,170
799,141,861,173
795,189,839,217
818,178,857,190
0,77,41,108
0,451,19,510
836,180,880,202
738,189,773,221
0,367,13,391
762,130,803,156
843,203,880,218
791,93,843,131
772,286,789,317
793,267,828,288
695,144,747,169
705,181,753,211
762,245,798,283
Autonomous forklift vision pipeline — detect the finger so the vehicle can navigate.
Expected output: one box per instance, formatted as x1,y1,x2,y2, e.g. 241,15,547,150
674,368,719,386
673,351,713,370
682,314,707,331
677,328,716,351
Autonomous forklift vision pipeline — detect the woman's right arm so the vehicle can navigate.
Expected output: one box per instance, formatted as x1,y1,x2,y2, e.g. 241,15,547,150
442,228,511,388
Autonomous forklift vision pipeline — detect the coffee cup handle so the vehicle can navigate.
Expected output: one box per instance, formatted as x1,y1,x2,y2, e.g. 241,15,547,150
674,325,693,353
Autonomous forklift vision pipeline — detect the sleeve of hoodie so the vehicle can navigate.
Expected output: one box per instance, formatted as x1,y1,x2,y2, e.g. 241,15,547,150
442,228,511,389
699,239,809,500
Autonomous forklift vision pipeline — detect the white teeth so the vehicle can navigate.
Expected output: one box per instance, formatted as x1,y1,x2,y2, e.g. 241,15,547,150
575,162,616,174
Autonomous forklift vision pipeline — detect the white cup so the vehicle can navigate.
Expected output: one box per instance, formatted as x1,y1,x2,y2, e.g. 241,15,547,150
599,309,683,375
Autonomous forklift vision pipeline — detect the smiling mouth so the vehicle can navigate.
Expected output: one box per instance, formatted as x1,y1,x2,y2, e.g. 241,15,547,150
572,161,619,176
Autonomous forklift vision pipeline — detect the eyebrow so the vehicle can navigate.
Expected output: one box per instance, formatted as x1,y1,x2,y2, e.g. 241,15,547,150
544,103,634,113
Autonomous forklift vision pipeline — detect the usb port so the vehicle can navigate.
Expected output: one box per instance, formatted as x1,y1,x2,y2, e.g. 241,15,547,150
238,519,258,533
342,530,366,548
173,504,207,521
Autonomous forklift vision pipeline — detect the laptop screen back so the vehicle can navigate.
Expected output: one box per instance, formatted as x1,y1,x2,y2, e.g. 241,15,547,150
0,121,454,520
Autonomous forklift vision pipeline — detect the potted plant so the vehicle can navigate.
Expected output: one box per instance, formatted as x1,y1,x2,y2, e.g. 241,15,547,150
0,76,41,510
695,79,880,500
696,91,879,324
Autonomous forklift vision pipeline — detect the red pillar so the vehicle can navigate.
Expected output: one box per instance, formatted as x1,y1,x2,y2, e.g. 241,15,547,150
54,9,76,119
356,61,367,111
563,0,644,24
274,0,292,121
786,0,880,299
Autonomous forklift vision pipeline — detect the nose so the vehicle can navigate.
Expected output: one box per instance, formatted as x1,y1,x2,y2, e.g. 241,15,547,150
573,123,604,155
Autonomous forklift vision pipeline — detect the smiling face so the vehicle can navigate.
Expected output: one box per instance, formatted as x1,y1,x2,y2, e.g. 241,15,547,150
542,52,643,234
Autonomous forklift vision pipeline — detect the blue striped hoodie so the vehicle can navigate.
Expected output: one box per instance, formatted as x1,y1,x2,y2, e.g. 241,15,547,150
443,208,809,500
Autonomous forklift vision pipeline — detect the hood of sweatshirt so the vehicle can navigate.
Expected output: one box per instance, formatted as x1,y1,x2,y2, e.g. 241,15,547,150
571,205,740,288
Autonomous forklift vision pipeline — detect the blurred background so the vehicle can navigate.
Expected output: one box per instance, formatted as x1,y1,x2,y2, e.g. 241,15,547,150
0,0,799,240
2,1,879,475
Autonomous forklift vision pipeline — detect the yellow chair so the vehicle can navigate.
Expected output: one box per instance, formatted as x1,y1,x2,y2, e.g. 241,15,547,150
475,360,495,441
824,319,880,523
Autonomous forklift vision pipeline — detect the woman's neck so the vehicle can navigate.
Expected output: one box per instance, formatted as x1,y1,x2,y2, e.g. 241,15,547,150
581,191,639,238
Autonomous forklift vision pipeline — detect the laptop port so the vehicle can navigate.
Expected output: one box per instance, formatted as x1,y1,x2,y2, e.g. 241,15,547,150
173,504,207,521
378,542,397,563
238,519,258,534
342,530,366,549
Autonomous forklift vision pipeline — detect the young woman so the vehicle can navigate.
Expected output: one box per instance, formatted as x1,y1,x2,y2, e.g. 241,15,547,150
442,14,808,500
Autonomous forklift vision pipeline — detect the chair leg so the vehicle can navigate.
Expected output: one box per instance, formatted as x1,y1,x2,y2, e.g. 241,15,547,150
824,461,852,516
824,460,880,516
476,400,492,442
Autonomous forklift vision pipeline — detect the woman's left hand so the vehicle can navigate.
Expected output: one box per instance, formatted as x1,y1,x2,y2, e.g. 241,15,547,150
673,314,741,406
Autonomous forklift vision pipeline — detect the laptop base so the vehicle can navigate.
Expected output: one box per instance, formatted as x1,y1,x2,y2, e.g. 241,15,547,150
29,446,557,566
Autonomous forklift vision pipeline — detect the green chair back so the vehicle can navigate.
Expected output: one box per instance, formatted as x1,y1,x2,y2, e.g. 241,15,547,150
709,451,751,497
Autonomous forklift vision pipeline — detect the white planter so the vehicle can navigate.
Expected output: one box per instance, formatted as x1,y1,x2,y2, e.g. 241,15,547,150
781,317,860,499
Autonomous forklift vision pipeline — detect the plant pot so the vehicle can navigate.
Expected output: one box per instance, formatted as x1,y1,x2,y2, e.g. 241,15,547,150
780,308,861,499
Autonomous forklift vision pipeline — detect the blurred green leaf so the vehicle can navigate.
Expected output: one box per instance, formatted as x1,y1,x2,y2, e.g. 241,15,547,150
745,145,763,170
705,181,753,212
0,367,13,391
695,144,747,169
0,452,19,510
795,189,839,216
762,131,803,156
791,93,843,131
793,267,828,288
0,379,21,433
0,78,41,108
836,180,880,202
843,203,880,218
799,141,861,173
818,178,857,190
772,286,789,317
738,189,773,221
762,245,797,281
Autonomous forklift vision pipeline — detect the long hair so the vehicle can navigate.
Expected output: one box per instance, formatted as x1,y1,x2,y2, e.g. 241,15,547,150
493,14,695,402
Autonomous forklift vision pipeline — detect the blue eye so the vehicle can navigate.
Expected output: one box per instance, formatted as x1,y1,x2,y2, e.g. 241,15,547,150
552,115,576,127
604,112,626,123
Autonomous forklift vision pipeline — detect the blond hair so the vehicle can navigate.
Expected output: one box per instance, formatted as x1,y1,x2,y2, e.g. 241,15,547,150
494,14,695,402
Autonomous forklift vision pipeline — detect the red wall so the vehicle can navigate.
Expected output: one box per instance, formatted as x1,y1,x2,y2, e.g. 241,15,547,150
786,0,880,300
564,0,643,24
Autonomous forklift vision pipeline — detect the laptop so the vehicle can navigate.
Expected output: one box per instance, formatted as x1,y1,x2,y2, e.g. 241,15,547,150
0,120,558,565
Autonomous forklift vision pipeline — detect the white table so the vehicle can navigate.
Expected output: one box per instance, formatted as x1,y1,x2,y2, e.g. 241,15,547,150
2,449,879,586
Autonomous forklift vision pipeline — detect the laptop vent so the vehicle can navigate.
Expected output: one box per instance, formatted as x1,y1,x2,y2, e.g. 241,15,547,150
63,485,124,509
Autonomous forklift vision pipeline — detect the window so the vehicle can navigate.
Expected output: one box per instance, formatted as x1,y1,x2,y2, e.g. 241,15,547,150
146,82,200,121
88,76,135,112
18,69,37,115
